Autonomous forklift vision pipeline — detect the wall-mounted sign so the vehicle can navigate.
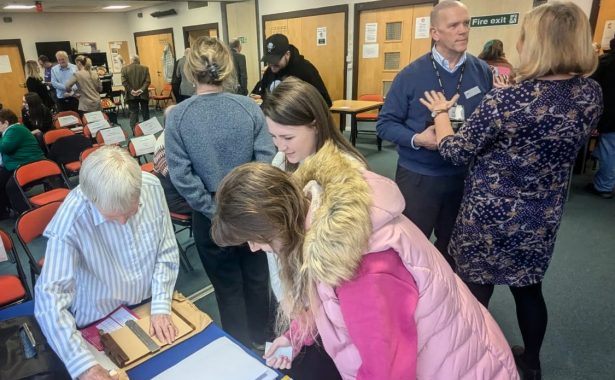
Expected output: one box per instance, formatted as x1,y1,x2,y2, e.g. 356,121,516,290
470,13,519,28
317,27,327,46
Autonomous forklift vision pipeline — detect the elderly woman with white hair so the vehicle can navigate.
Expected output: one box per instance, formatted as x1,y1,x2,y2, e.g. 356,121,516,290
35,146,180,380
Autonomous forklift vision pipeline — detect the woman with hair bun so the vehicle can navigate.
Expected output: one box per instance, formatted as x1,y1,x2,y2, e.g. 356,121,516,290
65,55,102,114
164,36,276,350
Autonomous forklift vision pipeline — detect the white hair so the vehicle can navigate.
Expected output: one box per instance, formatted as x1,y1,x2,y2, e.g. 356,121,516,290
55,50,69,59
80,146,142,213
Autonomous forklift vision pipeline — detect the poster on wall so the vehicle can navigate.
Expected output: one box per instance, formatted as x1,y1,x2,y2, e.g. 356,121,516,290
601,20,615,48
415,17,430,39
109,41,129,74
76,42,98,53
317,27,327,46
365,23,378,43
0,55,12,73
362,44,379,59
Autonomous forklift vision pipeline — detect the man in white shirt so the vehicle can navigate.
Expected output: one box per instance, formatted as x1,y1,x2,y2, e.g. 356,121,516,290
35,146,180,380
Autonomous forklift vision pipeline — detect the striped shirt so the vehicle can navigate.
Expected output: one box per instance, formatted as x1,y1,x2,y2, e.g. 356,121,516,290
34,172,180,378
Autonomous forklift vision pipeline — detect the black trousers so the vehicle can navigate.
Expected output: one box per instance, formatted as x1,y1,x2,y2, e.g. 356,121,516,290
283,337,342,380
192,211,271,347
127,99,150,128
56,97,79,113
395,165,465,269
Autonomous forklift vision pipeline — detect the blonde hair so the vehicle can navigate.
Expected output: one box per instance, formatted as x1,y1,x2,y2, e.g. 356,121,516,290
25,60,42,80
516,1,597,82
75,55,98,80
184,36,236,91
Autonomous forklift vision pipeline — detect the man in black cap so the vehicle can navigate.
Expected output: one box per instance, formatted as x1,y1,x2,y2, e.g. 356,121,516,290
251,34,332,106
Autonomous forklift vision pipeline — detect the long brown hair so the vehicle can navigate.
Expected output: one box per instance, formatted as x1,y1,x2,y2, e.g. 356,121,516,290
262,77,367,172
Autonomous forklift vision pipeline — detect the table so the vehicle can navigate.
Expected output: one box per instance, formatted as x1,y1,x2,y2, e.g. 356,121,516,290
330,100,384,146
0,301,282,380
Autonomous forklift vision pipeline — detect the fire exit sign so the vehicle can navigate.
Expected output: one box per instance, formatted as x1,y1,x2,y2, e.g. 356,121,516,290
470,13,519,27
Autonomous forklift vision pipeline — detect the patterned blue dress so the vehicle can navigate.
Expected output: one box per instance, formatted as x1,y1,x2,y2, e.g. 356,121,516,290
439,77,603,286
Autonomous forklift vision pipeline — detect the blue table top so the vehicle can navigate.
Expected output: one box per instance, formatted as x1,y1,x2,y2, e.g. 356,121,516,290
0,301,282,379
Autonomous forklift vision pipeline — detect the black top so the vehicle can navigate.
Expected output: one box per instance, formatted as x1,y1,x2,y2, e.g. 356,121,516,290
252,44,332,106
232,49,248,96
21,106,53,134
26,77,54,108
591,52,615,134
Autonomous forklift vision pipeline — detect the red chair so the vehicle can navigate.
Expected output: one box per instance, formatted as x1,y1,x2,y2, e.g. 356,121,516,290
15,201,63,287
79,146,101,162
128,136,156,173
170,212,195,272
151,84,173,110
356,94,384,151
43,129,75,152
95,127,128,146
81,112,110,127
14,160,71,209
53,111,82,129
0,229,31,309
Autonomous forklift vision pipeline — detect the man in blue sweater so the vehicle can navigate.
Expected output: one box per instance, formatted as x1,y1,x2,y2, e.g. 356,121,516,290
377,0,492,268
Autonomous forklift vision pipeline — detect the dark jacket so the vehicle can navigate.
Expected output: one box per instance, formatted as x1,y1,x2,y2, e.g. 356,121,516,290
26,77,54,108
252,44,332,106
121,63,151,101
232,49,248,96
22,106,53,134
591,52,615,134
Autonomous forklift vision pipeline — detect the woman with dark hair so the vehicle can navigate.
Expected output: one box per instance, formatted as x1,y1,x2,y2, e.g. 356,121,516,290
24,60,54,108
22,92,53,134
478,39,513,77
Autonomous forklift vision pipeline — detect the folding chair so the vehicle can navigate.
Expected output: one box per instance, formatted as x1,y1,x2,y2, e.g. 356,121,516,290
128,135,156,173
80,146,101,162
14,160,71,209
0,229,31,309
95,126,128,146
53,111,82,129
151,84,173,110
15,201,63,287
170,212,195,272
43,129,75,153
356,94,384,151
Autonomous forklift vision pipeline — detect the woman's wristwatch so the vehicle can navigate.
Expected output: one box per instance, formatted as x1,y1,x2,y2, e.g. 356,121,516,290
431,108,448,118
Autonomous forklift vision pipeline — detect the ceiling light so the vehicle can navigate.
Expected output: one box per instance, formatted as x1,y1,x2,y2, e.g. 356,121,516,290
103,5,131,10
3,4,36,9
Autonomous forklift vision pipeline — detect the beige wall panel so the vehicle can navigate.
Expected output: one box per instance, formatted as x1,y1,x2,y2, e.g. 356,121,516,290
463,0,534,68
226,0,261,93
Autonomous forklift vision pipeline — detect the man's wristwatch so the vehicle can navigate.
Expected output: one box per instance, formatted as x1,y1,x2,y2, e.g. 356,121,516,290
431,109,448,118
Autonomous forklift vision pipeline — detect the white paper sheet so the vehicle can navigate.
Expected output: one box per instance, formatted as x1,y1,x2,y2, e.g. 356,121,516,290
139,117,164,135
99,127,126,145
0,55,12,74
317,26,327,46
415,17,430,39
362,43,379,59
365,22,378,43
601,20,615,48
84,111,105,123
87,120,111,135
152,337,277,380
131,135,156,156
0,241,8,262
58,115,80,127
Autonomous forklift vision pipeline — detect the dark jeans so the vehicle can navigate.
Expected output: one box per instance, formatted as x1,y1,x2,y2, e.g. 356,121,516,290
395,165,465,269
56,97,79,113
128,99,150,128
0,168,29,216
284,337,342,380
192,211,271,347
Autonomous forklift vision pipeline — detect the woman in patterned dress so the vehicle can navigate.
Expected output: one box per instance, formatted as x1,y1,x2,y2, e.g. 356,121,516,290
419,2,603,379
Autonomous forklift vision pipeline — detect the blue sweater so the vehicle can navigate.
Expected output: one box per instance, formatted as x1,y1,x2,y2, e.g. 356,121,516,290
165,92,275,218
377,53,492,176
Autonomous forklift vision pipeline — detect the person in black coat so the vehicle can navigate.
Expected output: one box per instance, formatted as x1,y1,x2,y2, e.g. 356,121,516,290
230,39,249,95
21,92,53,135
252,34,332,106
24,60,54,109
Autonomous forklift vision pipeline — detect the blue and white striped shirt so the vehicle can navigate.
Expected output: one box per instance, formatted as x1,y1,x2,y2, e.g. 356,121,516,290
34,172,180,378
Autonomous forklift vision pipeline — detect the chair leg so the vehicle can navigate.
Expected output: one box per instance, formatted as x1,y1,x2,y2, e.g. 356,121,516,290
176,238,194,272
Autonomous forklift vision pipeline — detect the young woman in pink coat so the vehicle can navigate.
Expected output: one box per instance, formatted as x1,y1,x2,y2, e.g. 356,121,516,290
211,141,519,379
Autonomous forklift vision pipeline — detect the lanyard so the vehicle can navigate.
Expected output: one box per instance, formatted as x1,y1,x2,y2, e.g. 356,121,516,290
430,53,466,99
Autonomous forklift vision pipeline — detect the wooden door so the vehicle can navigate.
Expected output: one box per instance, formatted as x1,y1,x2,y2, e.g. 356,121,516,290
0,41,26,114
188,28,218,48
264,11,346,102
357,4,432,98
135,32,174,94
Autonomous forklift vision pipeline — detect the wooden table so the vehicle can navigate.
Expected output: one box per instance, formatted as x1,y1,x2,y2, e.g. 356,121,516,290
330,100,384,146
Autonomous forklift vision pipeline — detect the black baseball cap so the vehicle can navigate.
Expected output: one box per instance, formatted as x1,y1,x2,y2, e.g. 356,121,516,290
261,34,290,65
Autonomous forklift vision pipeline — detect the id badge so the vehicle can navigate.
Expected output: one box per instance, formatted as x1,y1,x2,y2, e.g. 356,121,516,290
448,104,465,121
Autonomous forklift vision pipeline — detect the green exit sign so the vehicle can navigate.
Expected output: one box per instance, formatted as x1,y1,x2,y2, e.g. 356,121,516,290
471,13,519,28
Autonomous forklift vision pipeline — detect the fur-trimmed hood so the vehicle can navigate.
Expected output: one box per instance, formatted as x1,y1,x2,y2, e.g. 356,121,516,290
293,142,405,287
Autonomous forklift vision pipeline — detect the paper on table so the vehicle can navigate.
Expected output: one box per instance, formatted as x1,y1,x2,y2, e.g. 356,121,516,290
131,135,156,156
152,337,277,380
138,117,164,135
99,127,126,145
88,119,111,135
84,111,105,123
58,115,80,127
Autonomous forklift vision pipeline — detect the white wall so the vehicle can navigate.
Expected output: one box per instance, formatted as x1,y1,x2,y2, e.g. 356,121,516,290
126,2,224,59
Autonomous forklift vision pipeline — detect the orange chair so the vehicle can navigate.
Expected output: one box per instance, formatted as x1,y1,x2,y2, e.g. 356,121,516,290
43,129,75,152
133,123,144,137
81,112,109,127
128,136,156,173
14,160,71,209
80,146,101,162
15,201,63,287
170,212,195,272
53,111,82,129
151,84,173,110
95,127,128,146
356,94,384,151
0,229,31,309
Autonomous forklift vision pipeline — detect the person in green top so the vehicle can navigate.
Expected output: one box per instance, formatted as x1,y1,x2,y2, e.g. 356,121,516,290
0,108,45,217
